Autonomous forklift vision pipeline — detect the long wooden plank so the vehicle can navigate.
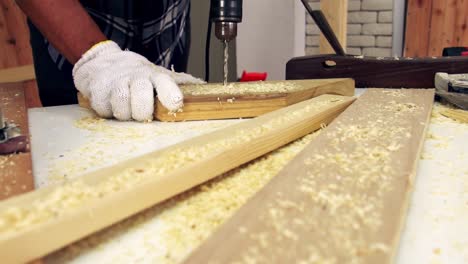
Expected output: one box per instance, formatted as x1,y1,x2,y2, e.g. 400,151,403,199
185,89,435,263
319,0,347,54
0,83,34,200
0,94,355,263
78,79,355,121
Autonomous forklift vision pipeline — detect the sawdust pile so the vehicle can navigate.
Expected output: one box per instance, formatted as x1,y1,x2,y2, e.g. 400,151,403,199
181,81,303,96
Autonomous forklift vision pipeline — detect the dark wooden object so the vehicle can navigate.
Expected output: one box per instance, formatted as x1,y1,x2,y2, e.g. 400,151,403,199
286,54,468,88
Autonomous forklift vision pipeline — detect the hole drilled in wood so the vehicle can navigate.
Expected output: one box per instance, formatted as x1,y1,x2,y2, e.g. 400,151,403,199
323,60,337,68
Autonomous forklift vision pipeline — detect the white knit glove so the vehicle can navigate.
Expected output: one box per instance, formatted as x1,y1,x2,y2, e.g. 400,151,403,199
72,41,204,121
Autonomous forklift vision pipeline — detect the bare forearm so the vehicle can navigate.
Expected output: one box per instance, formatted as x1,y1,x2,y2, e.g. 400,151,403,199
17,0,107,64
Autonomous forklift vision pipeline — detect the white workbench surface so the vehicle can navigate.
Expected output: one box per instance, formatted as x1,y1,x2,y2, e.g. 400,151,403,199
28,90,468,263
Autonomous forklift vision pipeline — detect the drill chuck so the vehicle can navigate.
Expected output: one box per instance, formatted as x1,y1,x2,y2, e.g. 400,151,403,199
210,0,243,42
214,22,237,42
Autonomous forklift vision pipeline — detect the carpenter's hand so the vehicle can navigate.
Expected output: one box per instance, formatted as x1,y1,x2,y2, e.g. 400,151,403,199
72,41,204,121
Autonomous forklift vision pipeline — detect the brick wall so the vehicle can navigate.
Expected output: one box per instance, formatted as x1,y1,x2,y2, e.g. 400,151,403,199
306,0,394,56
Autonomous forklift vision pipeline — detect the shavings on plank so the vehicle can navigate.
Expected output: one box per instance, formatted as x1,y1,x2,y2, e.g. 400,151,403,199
46,131,322,264
184,88,435,264
0,94,355,263
45,116,236,186
45,101,468,264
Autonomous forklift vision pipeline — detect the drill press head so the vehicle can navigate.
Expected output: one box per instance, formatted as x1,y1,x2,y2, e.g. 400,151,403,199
210,0,243,42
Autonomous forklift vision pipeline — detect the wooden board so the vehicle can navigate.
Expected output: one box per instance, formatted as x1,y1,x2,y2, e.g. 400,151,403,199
286,54,468,88
440,108,468,123
0,64,35,83
319,0,347,54
78,79,355,121
0,94,356,263
405,0,468,57
0,1,41,107
0,82,34,200
185,89,435,263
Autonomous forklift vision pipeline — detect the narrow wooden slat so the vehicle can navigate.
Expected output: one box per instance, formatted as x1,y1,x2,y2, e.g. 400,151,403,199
155,98,285,121
285,77,353,105
404,0,433,57
185,89,435,263
0,64,35,83
440,108,468,123
319,0,347,54
0,94,355,263
79,79,355,121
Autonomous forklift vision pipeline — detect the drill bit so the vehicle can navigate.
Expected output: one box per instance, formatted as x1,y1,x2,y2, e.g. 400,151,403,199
223,40,229,86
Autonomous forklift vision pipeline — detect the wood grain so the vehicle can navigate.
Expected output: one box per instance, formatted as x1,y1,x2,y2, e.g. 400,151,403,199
404,0,433,57
0,83,34,201
286,54,468,88
440,108,468,123
0,95,356,263
0,3,18,67
428,0,455,56
0,0,41,107
0,64,35,83
185,89,435,263
454,0,468,46
319,0,347,54
405,0,468,57
79,79,355,121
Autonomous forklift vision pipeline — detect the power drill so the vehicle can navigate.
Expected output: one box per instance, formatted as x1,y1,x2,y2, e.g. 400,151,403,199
210,0,243,42
207,0,243,83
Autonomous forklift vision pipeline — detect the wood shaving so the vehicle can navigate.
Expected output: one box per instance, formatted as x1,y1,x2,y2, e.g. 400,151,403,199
180,81,303,96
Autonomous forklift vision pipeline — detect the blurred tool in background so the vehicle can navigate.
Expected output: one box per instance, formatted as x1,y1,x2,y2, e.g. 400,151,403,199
239,71,268,82
0,107,28,155
435,46,468,110
442,47,468,57
435,72,468,110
